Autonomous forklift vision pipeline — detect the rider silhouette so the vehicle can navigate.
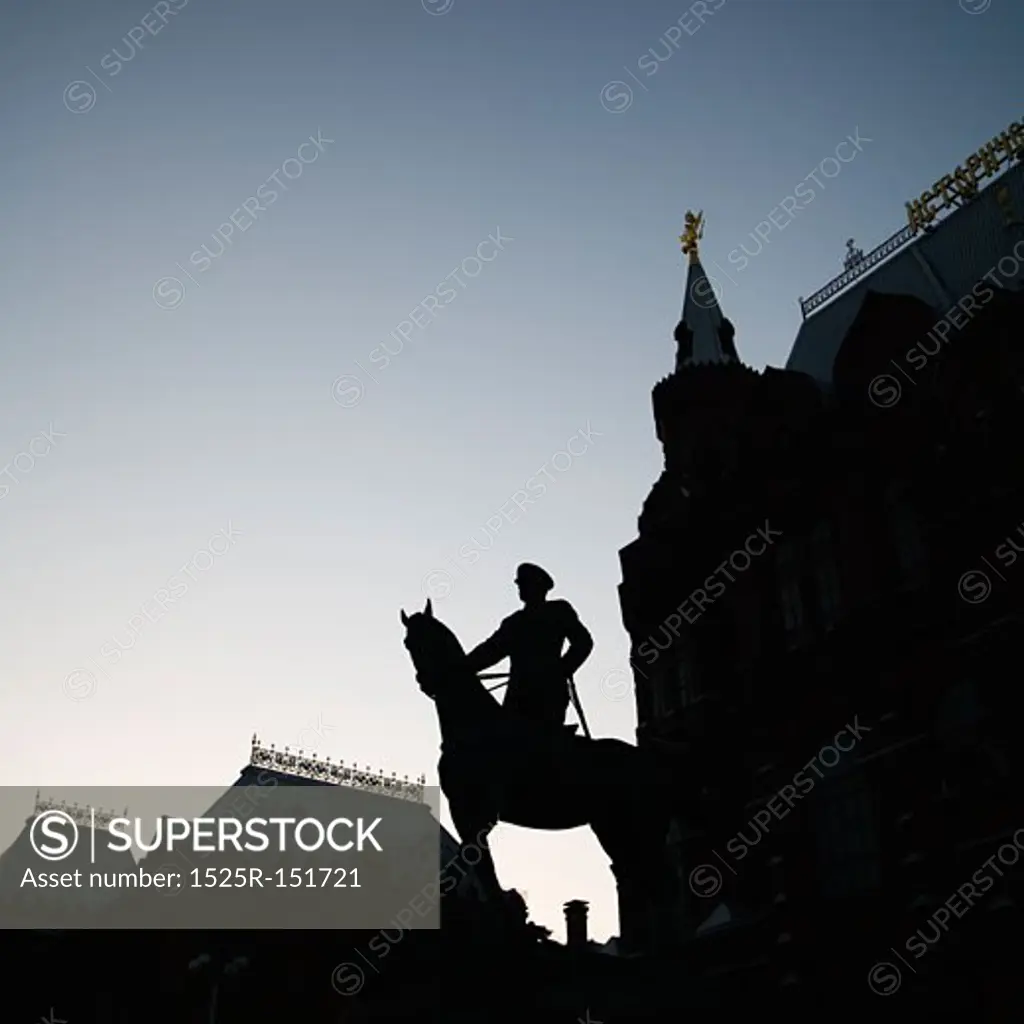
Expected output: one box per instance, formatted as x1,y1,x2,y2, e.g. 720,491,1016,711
465,563,593,730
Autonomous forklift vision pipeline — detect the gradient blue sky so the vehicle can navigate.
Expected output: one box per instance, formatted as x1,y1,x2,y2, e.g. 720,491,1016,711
1,0,1021,942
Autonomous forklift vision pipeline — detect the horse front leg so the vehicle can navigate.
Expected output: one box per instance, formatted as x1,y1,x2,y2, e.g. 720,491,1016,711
450,806,502,899
596,807,678,954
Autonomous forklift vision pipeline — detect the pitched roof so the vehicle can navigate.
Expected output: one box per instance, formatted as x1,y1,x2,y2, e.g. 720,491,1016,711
787,162,1024,383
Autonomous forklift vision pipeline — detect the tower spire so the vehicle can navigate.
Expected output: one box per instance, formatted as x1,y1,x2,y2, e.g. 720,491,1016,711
674,210,738,369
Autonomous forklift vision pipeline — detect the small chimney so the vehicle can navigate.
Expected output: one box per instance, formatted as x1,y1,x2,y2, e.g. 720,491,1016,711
563,899,589,949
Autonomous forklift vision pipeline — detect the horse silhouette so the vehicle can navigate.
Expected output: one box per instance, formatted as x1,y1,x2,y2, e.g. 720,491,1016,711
401,597,686,951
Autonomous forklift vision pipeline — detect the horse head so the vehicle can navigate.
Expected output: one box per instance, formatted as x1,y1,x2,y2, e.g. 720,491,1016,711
400,598,469,699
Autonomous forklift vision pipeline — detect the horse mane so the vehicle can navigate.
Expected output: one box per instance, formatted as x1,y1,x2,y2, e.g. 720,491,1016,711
405,610,503,721
410,611,466,658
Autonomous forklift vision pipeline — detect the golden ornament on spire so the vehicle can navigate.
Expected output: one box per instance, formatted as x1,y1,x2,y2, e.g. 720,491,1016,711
679,210,704,265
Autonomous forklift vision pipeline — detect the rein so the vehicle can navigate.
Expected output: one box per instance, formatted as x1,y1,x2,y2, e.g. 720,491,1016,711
479,671,509,692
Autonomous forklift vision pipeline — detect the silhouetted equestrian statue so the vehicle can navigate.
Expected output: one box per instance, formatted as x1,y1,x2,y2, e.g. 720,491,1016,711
400,597,689,954
464,564,593,735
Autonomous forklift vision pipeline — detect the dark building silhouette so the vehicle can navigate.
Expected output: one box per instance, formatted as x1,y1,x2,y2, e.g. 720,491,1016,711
617,160,1024,1015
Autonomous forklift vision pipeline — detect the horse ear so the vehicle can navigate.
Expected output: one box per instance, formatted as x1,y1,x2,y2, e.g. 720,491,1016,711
400,609,409,626
424,598,433,618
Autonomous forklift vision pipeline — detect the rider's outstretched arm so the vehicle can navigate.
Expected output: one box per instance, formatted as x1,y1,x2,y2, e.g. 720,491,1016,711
465,624,511,674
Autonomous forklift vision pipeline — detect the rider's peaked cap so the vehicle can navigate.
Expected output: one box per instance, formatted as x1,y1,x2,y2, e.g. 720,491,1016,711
515,563,554,592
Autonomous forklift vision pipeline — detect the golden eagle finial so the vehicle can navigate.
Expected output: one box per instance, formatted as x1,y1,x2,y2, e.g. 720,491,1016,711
679,210,704,265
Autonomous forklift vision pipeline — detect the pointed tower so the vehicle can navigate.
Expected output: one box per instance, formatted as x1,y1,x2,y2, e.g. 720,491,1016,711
648,211,755,494
608,211,765,953
613,211,823,951
620,209,763,741
673,210,740,369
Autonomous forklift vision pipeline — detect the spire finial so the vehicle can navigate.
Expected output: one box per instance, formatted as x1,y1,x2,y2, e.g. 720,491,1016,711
679,210,704,265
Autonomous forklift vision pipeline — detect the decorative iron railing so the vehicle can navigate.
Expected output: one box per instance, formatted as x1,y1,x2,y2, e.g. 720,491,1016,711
249,736,427,803
32,792,127,829
799,224,917,319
